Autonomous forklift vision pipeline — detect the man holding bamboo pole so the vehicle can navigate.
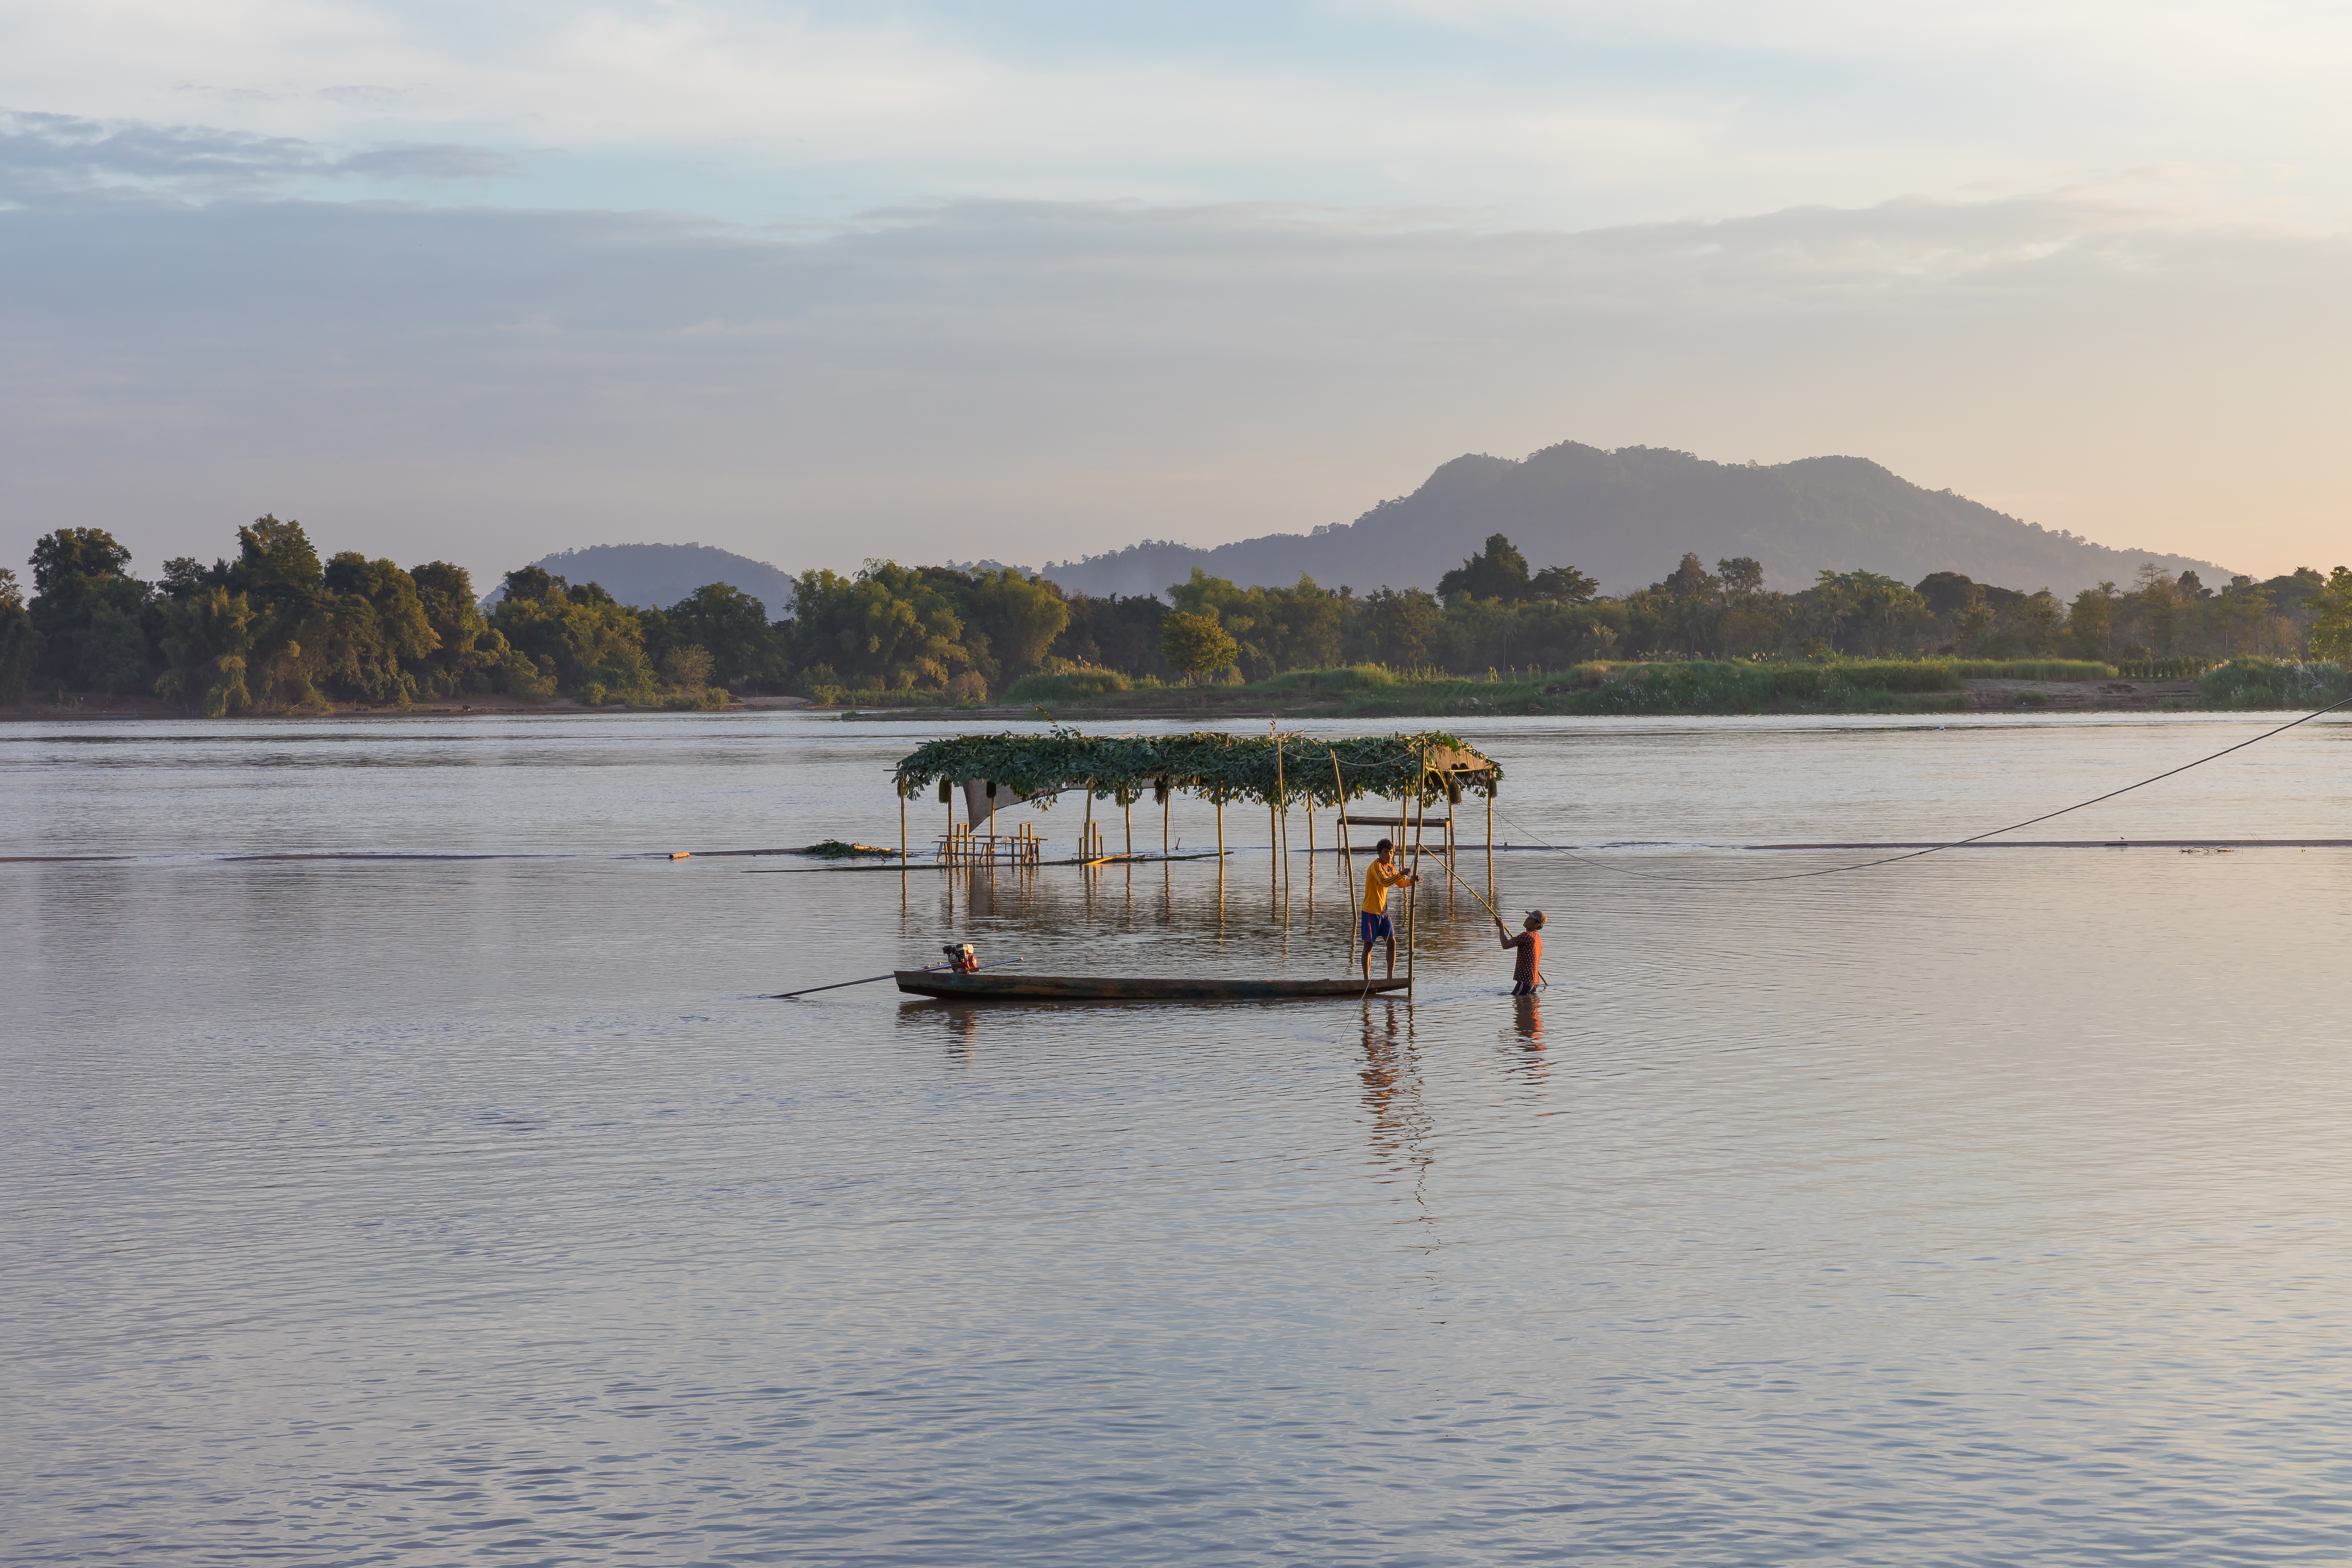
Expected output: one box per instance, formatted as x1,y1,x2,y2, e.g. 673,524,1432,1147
1358,838,1418,982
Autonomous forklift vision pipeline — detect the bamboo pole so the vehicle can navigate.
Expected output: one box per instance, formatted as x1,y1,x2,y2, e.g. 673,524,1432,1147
1486,785,1495,910
1162,781,1170,859
1084,777,1094,870
1124,799,1133,858
1304,788,1315,910
1275,737,1289,903
1406,746,1423,987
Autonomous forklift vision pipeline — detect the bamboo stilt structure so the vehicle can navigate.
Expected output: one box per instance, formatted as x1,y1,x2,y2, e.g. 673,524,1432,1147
1083,778,1093,873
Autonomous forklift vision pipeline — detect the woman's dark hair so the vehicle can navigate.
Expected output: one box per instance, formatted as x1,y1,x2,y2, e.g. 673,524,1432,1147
1375,837,1393,853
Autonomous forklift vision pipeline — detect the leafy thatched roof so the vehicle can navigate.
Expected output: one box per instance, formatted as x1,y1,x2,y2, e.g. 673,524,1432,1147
892,729,1499,808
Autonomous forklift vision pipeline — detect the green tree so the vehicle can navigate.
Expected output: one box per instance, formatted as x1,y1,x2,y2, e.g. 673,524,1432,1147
787,562,972,694
2011,589,2065,656
221,516,332,707
318,552,439,704
656,583,785,690
1807,570,1932,656
661,644,715,691
1437,534,1534,605
2308,567,2352,663
1161,609,1238,689
0,567,38,703
492,570,654,703
408,561,509,696
966,569,1070,686
2216,575,2274,656
1358,587,1441,667
1714,557,1764,597
155,587,257,716
2068,583,2117,660
29,527,153,692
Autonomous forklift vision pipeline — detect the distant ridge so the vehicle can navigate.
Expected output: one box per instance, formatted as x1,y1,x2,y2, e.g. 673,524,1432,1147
491,542,797,614
1042,443,2229,600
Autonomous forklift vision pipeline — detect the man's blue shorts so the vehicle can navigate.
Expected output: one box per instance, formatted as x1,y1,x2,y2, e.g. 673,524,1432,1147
1360,911,1395,944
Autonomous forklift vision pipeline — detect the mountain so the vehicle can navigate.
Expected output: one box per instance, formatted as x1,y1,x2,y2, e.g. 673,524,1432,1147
492,542,798,615
1040,443,2228,600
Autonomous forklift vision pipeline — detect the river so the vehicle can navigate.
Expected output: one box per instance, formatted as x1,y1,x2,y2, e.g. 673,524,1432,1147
8,710,2351,1564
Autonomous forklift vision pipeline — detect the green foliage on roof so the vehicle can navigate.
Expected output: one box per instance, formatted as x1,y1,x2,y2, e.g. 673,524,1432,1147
891,728,1498,808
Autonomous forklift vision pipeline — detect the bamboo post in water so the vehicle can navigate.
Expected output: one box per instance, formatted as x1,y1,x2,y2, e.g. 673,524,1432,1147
1083,778,1094,868
1486,785,1495,909
1406,746,1424,986
1275,737,1290,904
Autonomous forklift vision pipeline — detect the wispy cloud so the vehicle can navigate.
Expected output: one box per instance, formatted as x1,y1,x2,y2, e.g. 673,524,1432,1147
0,108,513,202
6,1,2350,225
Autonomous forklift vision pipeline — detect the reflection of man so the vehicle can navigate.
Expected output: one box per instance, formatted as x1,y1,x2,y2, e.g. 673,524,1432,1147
1358,838,1419,980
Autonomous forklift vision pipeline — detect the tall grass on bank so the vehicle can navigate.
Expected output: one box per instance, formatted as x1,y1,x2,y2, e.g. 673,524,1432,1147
2117,657,2214,680
1550,661,1963,716
2198,659,2352,710
1949,659,2113,682
1001,656,2135,717
1004,669,1138,703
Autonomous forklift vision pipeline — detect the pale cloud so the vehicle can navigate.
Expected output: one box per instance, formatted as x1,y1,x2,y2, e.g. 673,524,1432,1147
1,182,2341,591
0,108,512,199
6,0,2352,226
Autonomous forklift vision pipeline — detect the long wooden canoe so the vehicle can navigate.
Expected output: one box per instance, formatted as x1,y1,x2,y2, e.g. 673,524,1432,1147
895,971,1411,1001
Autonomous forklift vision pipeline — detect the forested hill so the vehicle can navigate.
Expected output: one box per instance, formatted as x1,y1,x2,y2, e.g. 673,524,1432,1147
488,543,797,613
1043,443,2227,599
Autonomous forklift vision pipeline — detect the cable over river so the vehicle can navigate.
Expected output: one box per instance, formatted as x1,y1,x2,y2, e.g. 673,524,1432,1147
7,708,2352,1565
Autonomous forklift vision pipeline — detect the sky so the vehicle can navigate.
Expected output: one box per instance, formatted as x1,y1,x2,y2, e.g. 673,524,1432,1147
3,0,2348,590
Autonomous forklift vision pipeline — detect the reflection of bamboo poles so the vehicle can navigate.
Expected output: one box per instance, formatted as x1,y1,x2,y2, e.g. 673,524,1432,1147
1332,748,1355,974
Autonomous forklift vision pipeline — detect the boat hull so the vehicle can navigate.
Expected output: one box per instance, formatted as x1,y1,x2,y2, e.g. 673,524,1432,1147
895,971,1411,1001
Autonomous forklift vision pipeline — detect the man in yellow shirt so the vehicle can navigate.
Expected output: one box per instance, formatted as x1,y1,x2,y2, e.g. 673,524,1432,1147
1359,837,1419,981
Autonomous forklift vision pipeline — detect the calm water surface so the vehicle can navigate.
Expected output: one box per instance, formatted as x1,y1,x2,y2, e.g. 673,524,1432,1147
8,711,2352,1565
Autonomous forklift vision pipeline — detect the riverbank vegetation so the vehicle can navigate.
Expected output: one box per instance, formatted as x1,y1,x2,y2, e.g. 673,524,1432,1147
9,519,2351,717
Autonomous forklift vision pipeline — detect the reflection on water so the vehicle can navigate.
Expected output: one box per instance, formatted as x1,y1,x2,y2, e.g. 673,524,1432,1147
8,710,2352,1565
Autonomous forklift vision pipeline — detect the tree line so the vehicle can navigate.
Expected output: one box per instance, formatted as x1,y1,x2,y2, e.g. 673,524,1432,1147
7,519,2350,711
